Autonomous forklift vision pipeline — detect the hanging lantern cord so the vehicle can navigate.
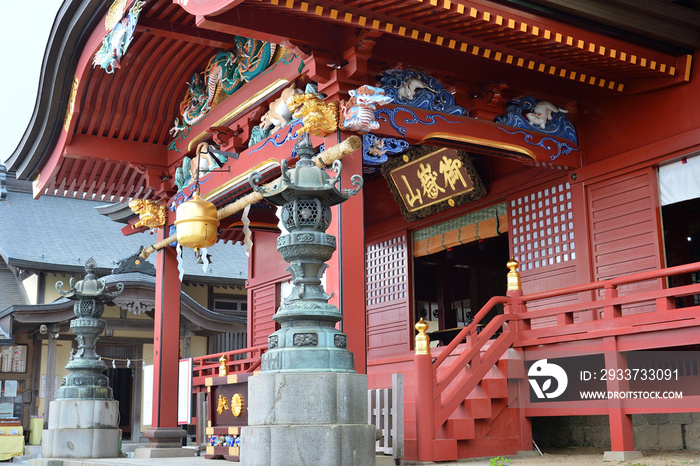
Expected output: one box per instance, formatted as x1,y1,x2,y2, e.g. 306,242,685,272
139,135,361,260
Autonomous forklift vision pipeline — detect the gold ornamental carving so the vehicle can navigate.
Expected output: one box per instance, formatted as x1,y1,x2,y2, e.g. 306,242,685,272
286,93,338,137
105,0,127,31
63,76,79,132
216,394,229,415
128,199,166,229
231,393,244,417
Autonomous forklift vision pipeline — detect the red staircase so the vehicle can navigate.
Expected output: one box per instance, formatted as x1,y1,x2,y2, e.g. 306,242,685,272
406,260,700,462
406,295,525,461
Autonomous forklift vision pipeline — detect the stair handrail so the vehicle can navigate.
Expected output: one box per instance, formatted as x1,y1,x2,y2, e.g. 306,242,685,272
434,314,515,428
433,296,510,368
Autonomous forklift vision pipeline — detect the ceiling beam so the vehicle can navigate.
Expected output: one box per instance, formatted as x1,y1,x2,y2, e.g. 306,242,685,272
65,134,168,169
136,17,238,49
196,3,342,50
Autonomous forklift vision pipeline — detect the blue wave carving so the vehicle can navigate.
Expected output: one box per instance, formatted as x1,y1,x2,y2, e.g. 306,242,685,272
494,96,578,144
497,127,579,161
375,107,463,137
377,69,467,116
362,134,408,166
168,172,216,211
248,119,303,155
362,134,408,174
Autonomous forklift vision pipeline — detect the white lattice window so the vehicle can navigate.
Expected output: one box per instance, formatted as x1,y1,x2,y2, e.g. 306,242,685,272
511,182,575,271
366,235,408,306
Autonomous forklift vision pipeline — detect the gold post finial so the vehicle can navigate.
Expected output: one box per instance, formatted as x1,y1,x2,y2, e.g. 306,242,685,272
218,354,229,377
414,318,430,355
506,258,521,291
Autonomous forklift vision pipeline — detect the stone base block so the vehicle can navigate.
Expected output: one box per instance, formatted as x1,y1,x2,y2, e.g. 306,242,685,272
134,447,195,458
142,426,188,448
241,424,376,466
247,372,369,425
41,427,120,458
47,400,119,430
241,371,376,465
603,450,643,462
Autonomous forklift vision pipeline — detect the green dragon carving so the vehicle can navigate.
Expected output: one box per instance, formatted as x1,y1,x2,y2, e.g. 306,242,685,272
170,38,276,135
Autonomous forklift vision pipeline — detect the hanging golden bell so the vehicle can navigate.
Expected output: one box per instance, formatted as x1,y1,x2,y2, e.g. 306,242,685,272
174,193,220,249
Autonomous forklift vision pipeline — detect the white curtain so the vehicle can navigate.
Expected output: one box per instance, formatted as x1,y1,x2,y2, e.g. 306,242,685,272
658,154,700,206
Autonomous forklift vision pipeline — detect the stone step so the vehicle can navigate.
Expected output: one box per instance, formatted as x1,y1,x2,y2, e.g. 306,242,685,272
23,445,42,456
12,455,32,466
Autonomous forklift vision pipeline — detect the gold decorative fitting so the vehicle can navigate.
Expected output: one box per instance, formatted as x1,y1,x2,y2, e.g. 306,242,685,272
128,199,166,229
414,318,430,355
216,394,229,415
506,258,521,291
286,93,338,136
231,393,244,417
175,193,220,250
218,355,229,377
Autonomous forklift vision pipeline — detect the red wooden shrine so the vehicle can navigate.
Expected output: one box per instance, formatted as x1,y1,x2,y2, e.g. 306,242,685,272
8,0,700,461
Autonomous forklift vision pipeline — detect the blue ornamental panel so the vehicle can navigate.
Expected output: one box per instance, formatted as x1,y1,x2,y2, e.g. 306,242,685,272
377,69,467,116
494,96,578,144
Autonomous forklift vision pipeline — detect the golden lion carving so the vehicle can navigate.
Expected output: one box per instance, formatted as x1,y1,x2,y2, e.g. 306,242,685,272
129,199,166,229
286,93,338,137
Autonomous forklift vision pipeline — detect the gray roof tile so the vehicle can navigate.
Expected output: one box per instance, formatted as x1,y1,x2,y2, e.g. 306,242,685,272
0,186,248,281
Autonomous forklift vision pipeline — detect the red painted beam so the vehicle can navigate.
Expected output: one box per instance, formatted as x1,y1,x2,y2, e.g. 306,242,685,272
373,105,581,169
195,4,341,48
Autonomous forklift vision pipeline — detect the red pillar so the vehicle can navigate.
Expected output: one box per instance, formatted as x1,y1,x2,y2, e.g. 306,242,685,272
604,337,635,452
325,132,367,373
143,224,186,447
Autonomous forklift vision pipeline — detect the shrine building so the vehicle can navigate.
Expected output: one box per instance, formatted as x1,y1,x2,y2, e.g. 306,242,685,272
7,0,700,461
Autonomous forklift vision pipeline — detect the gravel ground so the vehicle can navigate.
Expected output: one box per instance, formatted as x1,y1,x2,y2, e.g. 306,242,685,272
452,447,700,465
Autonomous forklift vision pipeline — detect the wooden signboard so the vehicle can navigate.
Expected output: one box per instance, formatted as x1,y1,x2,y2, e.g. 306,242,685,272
381,146,487,221
205,373,251,461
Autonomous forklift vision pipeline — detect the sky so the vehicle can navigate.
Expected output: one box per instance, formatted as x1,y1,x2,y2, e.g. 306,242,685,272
0,0,64,164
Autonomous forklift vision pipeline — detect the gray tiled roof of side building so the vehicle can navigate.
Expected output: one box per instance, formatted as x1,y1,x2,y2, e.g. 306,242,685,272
0,180,248,282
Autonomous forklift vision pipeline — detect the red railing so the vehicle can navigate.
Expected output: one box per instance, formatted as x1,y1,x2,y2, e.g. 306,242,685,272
192,345,267,387
516,261,700,347
413,261,700,461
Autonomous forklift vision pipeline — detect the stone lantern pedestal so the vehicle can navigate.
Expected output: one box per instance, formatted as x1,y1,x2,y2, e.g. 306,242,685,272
241,135,375,465
42,259,122,458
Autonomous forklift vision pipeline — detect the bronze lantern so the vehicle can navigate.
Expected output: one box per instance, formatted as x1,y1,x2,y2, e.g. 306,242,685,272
174,193,219,251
